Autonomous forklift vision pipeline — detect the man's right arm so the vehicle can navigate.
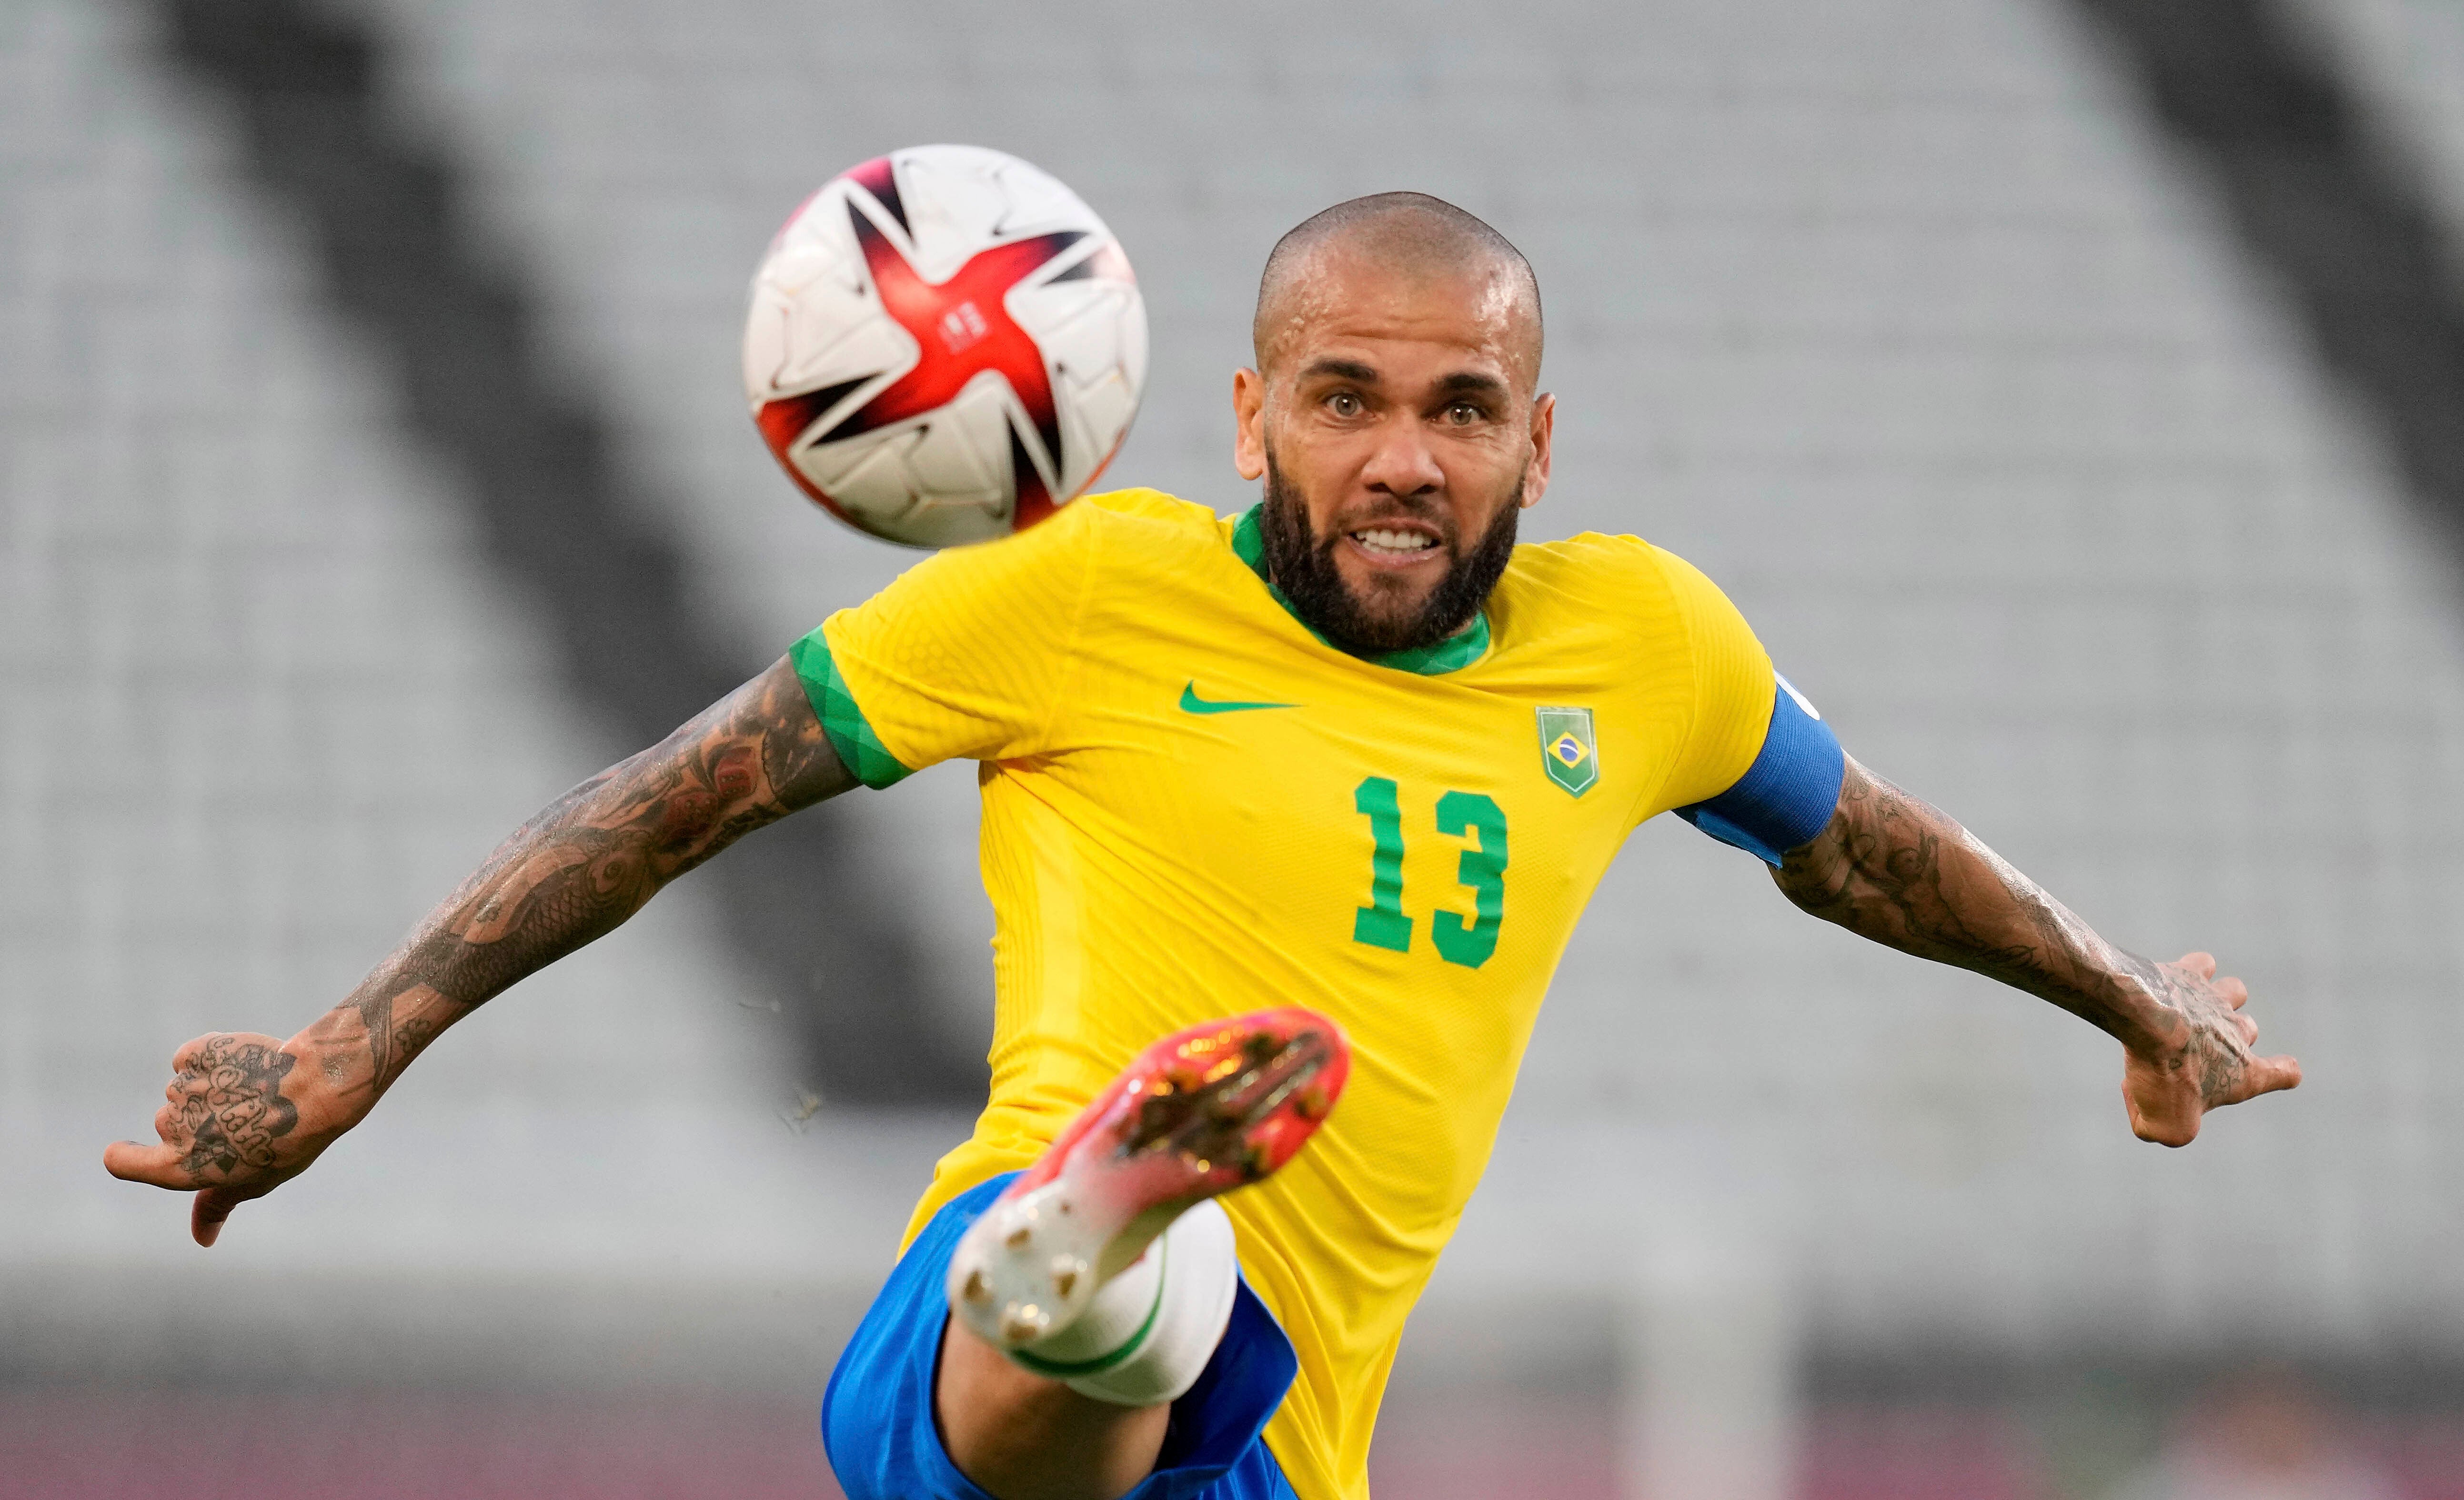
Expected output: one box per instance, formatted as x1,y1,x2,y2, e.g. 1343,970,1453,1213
103,654,854,1245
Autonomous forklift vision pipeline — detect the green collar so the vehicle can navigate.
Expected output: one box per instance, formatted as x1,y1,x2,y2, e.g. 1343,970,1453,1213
1230,505,1489,676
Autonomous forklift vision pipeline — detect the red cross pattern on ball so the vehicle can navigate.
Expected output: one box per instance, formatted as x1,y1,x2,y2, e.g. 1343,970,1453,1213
757,157,1087,530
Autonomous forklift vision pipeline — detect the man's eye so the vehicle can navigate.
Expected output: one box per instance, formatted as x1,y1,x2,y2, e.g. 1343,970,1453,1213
1445,402,1482,425
1328,392,1363,417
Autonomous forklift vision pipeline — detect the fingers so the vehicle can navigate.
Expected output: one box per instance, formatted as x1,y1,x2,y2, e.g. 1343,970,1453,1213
2178,952,2260,1044
105,1141,248,1247
103,1139,194,1189
167,1034,221,1080
2171,954,2260,1042
192,1187,246,1248
2194,963,2269,1066
2236,1053,2303,1101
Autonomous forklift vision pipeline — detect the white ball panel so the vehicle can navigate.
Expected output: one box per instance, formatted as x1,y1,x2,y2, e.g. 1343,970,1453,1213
1008,278,1127,362
897,499,1011,549
761,233,853,295
1116,293,1150,397
901,376,1014,505
1061,367,1140,494
741,284,796,400
778,308,914,402
796,424,924,520
895,148,1018,282
985,156,1086,235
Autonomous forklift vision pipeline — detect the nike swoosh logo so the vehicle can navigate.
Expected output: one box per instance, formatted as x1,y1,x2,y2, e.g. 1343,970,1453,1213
1179,682,1298,715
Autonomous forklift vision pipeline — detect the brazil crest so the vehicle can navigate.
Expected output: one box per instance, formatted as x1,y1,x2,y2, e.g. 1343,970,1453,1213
1536,706,1599,796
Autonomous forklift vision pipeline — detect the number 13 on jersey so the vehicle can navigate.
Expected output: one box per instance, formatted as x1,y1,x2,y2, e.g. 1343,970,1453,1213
1351,777,1508,969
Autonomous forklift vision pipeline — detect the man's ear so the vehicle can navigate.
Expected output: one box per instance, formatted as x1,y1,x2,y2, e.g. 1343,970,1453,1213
1233,367,1268,482
1521,392,1555,508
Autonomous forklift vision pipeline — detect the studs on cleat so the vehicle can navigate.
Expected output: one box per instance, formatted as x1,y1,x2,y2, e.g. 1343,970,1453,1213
950,1012,1348,1355
1002,1306,1047,1344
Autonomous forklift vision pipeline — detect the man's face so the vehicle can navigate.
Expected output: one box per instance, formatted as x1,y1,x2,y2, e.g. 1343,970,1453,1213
1234,247,1553,654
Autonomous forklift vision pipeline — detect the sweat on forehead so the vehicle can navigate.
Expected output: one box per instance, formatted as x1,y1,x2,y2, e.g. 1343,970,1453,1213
1252,192,1543,381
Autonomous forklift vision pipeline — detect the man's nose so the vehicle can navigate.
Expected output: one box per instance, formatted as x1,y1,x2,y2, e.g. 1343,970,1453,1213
1359,420,1444,498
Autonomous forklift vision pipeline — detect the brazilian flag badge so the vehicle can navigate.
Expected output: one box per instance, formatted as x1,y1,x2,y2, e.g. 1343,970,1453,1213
1536,706,1598,797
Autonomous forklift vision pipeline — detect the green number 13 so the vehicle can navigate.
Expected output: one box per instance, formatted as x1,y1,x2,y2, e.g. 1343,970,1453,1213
1351,777,1509,969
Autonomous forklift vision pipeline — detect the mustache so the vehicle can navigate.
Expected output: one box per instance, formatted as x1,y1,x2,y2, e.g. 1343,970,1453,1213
1257,449,1522,656
1321,498,1452,535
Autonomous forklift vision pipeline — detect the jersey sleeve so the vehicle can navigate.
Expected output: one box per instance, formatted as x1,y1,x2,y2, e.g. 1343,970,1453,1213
1650,548,1847,864
789,506,1100,788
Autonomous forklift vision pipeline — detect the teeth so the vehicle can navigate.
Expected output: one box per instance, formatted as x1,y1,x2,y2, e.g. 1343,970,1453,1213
1353,528,1435,554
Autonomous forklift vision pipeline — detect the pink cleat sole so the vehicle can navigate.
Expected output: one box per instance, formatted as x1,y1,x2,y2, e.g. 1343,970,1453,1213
946,1007,1350,1351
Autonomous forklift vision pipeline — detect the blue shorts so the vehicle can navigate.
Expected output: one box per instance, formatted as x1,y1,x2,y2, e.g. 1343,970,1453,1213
822,1172,1301,1500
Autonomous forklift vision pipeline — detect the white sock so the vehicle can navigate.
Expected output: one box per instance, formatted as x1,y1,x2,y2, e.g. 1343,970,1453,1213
1003,1199,1238,1407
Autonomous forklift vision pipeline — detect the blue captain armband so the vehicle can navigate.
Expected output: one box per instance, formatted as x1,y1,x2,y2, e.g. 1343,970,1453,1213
1676,673,1847,866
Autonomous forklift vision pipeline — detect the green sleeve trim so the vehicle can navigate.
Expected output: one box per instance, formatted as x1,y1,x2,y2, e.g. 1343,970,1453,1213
788,628,914,790
1228,505,1489,675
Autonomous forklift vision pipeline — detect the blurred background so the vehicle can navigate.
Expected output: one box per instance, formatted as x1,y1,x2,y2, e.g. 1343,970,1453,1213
6,0,2464,1495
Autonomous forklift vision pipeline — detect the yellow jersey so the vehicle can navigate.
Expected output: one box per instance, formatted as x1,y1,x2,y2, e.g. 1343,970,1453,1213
794,488,1778,1500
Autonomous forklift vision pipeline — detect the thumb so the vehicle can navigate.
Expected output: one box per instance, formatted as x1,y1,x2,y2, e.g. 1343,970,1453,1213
2236,1053,2304,1101
192,1186,249,1248
103,1140,194,1190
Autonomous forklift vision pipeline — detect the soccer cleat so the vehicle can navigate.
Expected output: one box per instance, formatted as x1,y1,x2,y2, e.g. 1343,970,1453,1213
946,1007,1350,1351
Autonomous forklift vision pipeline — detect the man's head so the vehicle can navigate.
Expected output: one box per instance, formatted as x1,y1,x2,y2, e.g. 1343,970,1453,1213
1234,192,1551,656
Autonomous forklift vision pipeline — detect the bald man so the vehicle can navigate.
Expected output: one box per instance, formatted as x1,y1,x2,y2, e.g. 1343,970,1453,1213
108,192,2299,1500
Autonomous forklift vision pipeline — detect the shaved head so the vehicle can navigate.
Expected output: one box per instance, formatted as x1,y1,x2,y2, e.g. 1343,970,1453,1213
1231,192,1555,658
1252,192,1543,388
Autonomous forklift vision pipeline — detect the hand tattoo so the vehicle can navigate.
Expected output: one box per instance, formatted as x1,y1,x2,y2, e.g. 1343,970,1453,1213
2118,954,2250,1106
173,1036,300,1180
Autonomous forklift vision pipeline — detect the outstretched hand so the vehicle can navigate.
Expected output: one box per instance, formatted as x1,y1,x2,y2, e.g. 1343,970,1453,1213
103,1031,346,1246
2121,952,2301,1147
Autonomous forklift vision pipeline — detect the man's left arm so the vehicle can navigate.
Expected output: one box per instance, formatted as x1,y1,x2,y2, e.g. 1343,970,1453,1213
1772,755,2302,1146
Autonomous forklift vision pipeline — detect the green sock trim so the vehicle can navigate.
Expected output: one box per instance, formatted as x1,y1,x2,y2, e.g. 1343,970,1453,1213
788,629,914,790
1007,1239,1169,1380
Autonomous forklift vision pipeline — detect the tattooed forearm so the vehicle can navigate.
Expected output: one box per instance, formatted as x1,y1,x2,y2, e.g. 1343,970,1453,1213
307,655,852,1098
1773,758,2165,1048
1768,755,2293,1144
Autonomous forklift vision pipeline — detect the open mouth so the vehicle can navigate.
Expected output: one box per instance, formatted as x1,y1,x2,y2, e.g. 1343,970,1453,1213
1347,526,1441,560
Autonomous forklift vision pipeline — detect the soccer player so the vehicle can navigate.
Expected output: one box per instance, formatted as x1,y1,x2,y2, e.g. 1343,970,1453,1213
106,193,2300,1500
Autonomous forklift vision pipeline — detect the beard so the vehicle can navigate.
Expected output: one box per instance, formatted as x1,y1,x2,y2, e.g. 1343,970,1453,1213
1257,451,1523,656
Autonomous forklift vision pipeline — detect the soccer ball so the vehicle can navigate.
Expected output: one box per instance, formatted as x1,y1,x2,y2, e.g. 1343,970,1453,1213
743,144,1148,548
